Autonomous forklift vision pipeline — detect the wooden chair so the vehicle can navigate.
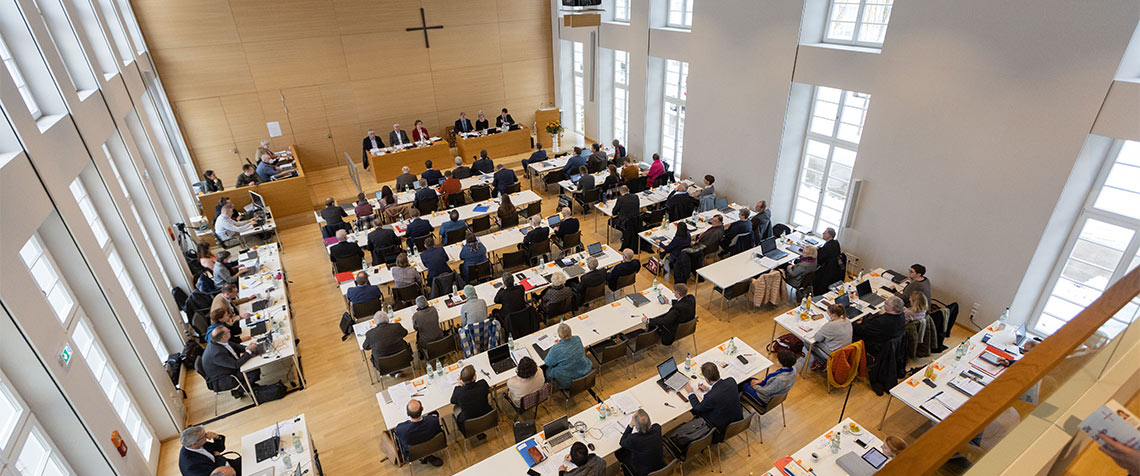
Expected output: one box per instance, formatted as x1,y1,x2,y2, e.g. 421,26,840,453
373,347,415,390
588,337,632,387
404,431,452,474
553,230,582,256
714,416,753,472
665,429,714,475
561,369,599,403
458,409,504,463
740,392,789,444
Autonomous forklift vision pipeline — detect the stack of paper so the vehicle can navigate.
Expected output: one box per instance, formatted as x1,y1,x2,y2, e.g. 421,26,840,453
611,391,642,415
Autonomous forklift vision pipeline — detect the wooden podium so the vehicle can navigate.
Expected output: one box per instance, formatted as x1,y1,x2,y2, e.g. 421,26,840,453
456,126,532,161
535,108,561,149
198,145,314,222
368,141,451,183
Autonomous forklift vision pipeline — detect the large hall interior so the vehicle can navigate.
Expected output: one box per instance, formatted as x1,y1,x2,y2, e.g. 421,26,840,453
1,1,1139,476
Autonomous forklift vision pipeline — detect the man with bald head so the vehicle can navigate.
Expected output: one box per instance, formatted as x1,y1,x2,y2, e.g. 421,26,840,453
751,200,773,242
390,123,410,147
394,399,444,467
617,409,666,476
607,248,641,292
328,228,364,263
179,425,237,476
396,166,418,192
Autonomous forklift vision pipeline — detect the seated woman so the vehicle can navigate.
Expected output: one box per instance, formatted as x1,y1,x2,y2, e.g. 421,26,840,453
739,350,797,408
540,272,576,319
810,304,853,372
354,192,376,229
544,323,592,390
780,245,819,288
507,356,545,406
459,233,488,281
207,307,250,345
391,253,423,290
496,193,517,227
375,186,407,223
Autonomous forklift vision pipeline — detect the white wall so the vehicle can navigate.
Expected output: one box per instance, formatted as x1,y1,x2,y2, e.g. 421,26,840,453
554,0,1140,326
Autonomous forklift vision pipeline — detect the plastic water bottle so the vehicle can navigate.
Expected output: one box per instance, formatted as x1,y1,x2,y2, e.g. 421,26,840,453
292,432,302,453
684,353,692,371
661,214,668,229
436,359,444,377
858,268,865,283
727,337,736,355
829,431,841,454
452,283,458,296
955,341,969,362
386,303,393,315
651,276,659,291
282,449,291,467
508,333,515,351
996,306,1010,330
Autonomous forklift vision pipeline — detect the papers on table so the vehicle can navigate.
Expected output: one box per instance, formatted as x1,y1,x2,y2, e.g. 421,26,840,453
611,390,642,415
386,381,413,405
948,374,984,397
920,390,967,421
510,348,530,364
535,334,556,351
758,256,778,268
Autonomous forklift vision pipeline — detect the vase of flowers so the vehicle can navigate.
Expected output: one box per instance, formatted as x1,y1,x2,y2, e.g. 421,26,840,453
545,121,564,152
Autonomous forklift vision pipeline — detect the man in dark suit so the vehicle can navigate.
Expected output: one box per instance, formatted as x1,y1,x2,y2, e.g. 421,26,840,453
611,185,642,251
521,143,547,173
491,164,517,197
720,209,754,256
329,229,365,263
607,248,641,291
494,273,527,316
814,227,843,291
553,206,579,241
389,123,410,147
419,236,451,284
320,197,347,225
587,143,608,173
394,399,445,467
853,295,907,357
404,208,432,248
571,256,607,308
367,225,401,265
413,179,438,212
454,112,474,134
616,409,667,476
420,160,443,185
178,426,236,476
519,215,549,259
495,108,515,128
682,362,742,443
472,150,494,175
642,283,695,345
562,147,588,179
346,271,383,304
452,156,472,179
664,182,698,221
574,165,595,192
396,166,418,192
361,129,385,169
201,326,261,392
751,200,773,243
361,311,409,365
449,365,493,434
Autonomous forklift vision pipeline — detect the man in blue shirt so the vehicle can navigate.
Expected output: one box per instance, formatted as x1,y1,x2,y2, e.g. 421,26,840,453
255,154,280,182
413,179,438,211
419,236,451,284
491,164,517,197
420,160,443,185
394,399,444,467
521,142,547,175
346,271,383,304
438,210,467,245
404,208,433,248
562,147,588,179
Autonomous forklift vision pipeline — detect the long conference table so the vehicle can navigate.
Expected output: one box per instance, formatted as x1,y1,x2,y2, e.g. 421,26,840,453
638,201,754,252
367,139,452,183
315,173,496,227
762,418,885,476
455,337,772,475
236,243,307,403
372,283,677,433
456,126,533,162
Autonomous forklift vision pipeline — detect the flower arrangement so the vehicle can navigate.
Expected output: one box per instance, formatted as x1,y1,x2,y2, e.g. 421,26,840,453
544,121,564,135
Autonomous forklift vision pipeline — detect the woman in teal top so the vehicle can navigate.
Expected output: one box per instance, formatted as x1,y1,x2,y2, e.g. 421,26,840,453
544,324,593,390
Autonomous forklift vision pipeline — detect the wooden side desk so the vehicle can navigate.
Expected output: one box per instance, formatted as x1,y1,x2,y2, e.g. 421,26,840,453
456,126,532,161
368,140,451,183
198,145,314,223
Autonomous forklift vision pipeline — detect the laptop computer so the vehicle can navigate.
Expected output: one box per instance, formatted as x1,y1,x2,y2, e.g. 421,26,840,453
656,357,691,392
488,344,516,374
412,180,423,190
760,237,788,260
542,416,576,453
570,174,582,183
254,424,280,462
884,269,907,284
836,447,889,476
251,299,270,312
856,280,886,307
834,294,864,319
586,242,604,257
548,215,562,227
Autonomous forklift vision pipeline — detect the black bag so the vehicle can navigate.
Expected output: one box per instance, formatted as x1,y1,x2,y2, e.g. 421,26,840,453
667,418,712,454
766,333,804,355
180,340,204,372
557,194,573,210
171,286,190,312
254,382,287,403
339,312,353,340
164,353,182,385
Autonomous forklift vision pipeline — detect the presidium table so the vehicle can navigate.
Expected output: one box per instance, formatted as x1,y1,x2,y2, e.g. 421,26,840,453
367,139,451,183
456,126,532,161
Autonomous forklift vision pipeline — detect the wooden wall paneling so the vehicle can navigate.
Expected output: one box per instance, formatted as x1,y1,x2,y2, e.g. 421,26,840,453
496,0,551,22
341,31,433,80
228,0,339,43
432,64,506,111
190,143,243,183
151,44,256,101
330,0,424,36
351,73,437,125
498,19,553,63
282,86,330,132
220,93,270,154
503,59,555,101
320,82,360,127
421,0,499,27
174,97,234,148
293,129,339,170
509,94,557,132
426,24,503,70
257,89,296,147
243,37,350,91
131,0,239,50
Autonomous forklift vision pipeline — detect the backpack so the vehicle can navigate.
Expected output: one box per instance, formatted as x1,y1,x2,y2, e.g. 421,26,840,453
766,333,804,355
339,312,354,340
253,382,288,403
164,353,182,385
667,418,712,454
180,340,204,372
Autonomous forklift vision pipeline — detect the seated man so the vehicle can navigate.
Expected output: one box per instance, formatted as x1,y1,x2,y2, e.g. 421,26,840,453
210,283,254,319
641,283,695,345
739,350,797,409
519,215,549,259
572,256,607,309
562,147,587,179
449,365,493,434
472,150,495,175
607,248,641,291
346,271,382,304
681,362,742,442
396,166,418,192
255,153,280,182
494,272,527,316
201,326,261,393
329,229,365,264
413,179,438,210
521,142,547,173
491,164,517,197
394,399,445,467
719,209,754,256
452,156,472,179
361,311,409,364
214,203,253,243
404,208,433,248
234,163,261,188
419,236,451,284
320,197,347,225
366,224,401,265
664,182,698,221
587,143,608,172
617,409,667,476
574,166,595,194
420,160,443,185
553,206,579,242
179,426,235,476
853,295,907,357
693,214,724,255
438,210,467,245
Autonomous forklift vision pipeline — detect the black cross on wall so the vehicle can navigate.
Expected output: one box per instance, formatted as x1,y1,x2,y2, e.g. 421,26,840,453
406,8,443,48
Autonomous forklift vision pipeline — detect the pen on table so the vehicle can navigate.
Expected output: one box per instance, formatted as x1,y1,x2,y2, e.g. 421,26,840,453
663,402,675,408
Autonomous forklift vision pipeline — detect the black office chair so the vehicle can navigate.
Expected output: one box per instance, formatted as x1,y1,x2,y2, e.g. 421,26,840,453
553,230,582,256
447,192,466,208
466,260,493,284
415,196,439,215
333,255,364,274
469,185,491,202
445,227,467,246
575,187,601,214
393,283,422,309
498,212,520,229
542,170,564,193
506,182,521,194
499,249,529,274
351,299,382,320
470,215,491,234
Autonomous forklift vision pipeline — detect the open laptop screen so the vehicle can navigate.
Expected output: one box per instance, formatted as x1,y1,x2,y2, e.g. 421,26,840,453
542,416,570,439
657,357,678,379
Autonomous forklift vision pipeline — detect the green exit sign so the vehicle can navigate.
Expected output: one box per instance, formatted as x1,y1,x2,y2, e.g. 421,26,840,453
59,343,72,368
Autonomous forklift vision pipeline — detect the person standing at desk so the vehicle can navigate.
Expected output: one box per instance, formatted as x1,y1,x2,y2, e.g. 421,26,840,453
611,186,641,251
255,154,280,182
611,139,627,162
496,108,514,128
389,123,410,147
361,129,384,169
235,164,261,188
411,120,431,143
472,150,494,175
454,112,474,134
474,110,489,130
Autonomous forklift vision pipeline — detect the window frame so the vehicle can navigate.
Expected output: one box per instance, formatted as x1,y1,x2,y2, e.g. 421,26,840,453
572,41,586,133
790,85,870,234
613,0,630,23
1030,139,1140,337
0,33,44,119
18,235,78,324
661,59,688,173
665,0,694,29
823,0,893,48
612,50,630,146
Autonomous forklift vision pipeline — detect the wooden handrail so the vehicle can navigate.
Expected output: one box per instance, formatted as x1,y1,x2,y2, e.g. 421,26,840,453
879,265,1140,475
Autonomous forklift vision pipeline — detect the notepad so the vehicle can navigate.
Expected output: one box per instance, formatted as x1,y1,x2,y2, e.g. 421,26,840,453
611,391,642,414
473,205,490,213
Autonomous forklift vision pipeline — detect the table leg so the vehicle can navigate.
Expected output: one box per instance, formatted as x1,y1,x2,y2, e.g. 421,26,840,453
878,395,893,430
801,342,814,376
293,355,307,388
362,349,375,385
243,371,259,406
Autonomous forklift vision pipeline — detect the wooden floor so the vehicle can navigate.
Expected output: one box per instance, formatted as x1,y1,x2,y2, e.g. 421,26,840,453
157,139,972,475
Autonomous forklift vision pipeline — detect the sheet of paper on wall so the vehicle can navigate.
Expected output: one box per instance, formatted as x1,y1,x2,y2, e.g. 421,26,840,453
266,121,282,137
